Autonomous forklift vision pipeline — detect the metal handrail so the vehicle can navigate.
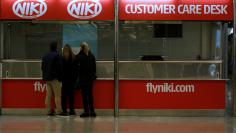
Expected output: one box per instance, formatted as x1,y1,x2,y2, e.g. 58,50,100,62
2,77,228,81
119,60,222,63
1,59,222,64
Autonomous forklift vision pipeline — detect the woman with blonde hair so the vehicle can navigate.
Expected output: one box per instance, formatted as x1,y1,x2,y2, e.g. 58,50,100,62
61,44,76,116
75,42,97,117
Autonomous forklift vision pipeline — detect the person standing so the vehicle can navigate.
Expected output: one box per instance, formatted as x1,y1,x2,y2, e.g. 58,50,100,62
42,41,63,116
61,44,76,116
76,42,97,117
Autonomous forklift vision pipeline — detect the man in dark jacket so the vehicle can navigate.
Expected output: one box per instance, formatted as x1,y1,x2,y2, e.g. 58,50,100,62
76,43,97,117
42,41,63,116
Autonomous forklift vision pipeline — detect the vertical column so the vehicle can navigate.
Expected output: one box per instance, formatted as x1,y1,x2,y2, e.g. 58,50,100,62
0,23,3,115
222,23,232,116
226,80,233,117
201,23,211,60
222,23,228,79
0,23,3,59
114,0,119,117
233,0,236,116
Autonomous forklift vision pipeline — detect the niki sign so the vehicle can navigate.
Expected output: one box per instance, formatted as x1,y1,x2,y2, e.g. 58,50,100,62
67,0,102,19
1,0,114,20
12,0,47,19
119,0,233,20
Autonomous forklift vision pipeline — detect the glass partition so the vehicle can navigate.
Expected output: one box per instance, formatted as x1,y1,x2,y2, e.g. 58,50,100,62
1,21,114,79
118,21,228,79
3,22,62,59
2,21,114,60
1,21,229,80
119,61,222,79
1,60,114,79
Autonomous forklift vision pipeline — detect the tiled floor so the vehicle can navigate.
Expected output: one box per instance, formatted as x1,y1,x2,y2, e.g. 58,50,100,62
0,116,235,133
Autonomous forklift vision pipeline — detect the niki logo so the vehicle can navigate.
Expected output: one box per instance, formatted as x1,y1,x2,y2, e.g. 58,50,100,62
12,0,47,19
67,0,102,19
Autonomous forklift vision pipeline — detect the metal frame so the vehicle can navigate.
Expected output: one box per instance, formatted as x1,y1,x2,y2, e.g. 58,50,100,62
0,24,3,59
119,109,225,117
1,60,223,81
1,109,114,116
0,1,233,117
114,0,119,117
222,23,229,79
1,109,224,117
221,22,233,117
0,23,3,115
1,59,223,63
225,80,233,117
0,63,2,115
233,0,236,116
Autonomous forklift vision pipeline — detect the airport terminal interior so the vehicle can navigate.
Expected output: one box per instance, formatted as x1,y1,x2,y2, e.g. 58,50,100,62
1,0,236,133
0,21,236,133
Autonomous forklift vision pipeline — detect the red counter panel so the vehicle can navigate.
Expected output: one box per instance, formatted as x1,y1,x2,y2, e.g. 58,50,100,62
2,79,225,110
120,80,225,109
2,79,114,109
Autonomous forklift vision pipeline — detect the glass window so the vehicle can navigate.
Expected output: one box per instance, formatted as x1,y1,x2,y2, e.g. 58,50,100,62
118,21,227,79
119,21,223,61
3,21,114,60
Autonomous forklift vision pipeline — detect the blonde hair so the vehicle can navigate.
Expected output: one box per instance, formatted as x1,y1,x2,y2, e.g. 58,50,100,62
80,42,90,55
63,44,75,60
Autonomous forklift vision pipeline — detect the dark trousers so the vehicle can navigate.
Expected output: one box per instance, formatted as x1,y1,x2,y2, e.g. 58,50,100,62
61,82,75,113
80,83,95,113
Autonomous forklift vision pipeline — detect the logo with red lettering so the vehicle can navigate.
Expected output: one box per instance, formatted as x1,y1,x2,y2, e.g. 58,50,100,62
12,0,47,19
67,0,102,19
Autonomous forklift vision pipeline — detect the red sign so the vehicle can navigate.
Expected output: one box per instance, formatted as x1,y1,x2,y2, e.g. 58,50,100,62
120,80,225,109
2,79,225,110
1,0,114,20
119,0,233,20
2,79,114,109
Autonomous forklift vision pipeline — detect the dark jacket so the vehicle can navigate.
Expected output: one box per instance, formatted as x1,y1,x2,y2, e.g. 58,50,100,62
62,58,77,84
76,51,96,85
42,51,63,81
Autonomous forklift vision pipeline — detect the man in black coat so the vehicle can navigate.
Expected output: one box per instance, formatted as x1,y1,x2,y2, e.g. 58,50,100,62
76,43,97,117
42,41,63,116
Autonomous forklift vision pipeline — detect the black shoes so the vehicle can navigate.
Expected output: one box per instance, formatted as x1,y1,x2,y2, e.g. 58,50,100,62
60,109,76,116
58,112,69,116
80,112,90,117
90,112,97,117
69,110,76,116
48,110,96,117
47,111,55,116
80,112,97,118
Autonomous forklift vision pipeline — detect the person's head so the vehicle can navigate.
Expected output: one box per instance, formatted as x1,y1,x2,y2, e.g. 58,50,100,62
50,41,58,52
80,42,89,55
63,44,74,60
